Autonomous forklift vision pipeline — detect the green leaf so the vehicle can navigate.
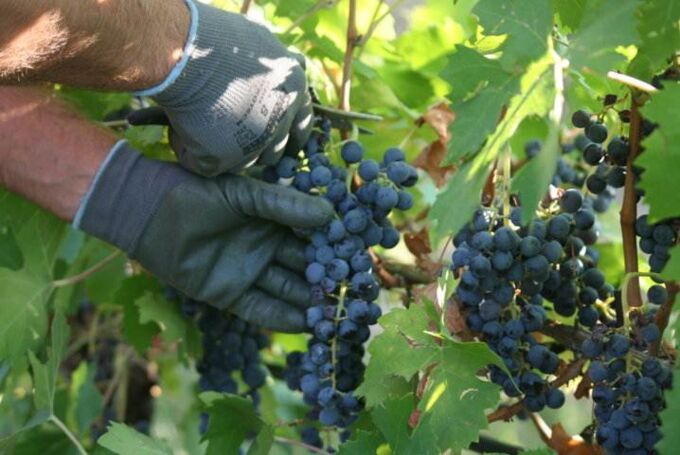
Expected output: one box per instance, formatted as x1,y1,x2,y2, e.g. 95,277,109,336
568,0,639,74
28,311,69,413
662,246,680,282
637,83,680,222
446,79,519,163
337,429,385,455
356,304,439,406
97,422,173,455
512,118,561,225
628,0,680,80
0,226,23,271
136,291,189,345
381,66,435,109
473,0,552,68
114,277,161,354
441,46,514,103
553,0,587,31
0,411,50,451
416,341,502,453
246,424,274,455
658,367,680,454
371,394,438,454
200,392,271,455
68,362,103,435
429,156,491,242
0,193,66,363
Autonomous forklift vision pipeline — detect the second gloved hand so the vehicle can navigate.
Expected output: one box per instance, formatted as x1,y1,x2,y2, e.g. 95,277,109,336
136,0,313,176
74,141,333,332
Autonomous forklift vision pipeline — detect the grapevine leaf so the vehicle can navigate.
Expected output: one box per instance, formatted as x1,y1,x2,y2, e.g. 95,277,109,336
662,247,680,282
628,0,680,80
357,304,439,406
0,193,66,363
0,226,23,271
637,83,680,222
371,393,439,454
97,422,172,455
246,424,273,455
0,411,50,450
445,79,519,163
416,341,502,453
553,0,587,31
473,0,552,68
27,311,69,412
512,119,561,225
441,46,514,103
200,392,270,455
337,429,385,455
658,370,680,454
136,291,189,345
67,362,103,435
114,277,161,354
568,0,639,74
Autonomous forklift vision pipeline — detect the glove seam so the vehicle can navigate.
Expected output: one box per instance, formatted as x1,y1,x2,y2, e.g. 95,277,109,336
133,0,199,97
72,139,128,229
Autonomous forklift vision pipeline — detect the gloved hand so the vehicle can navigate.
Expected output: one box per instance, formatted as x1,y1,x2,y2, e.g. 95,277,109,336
74,141,333,332
135,0,313,177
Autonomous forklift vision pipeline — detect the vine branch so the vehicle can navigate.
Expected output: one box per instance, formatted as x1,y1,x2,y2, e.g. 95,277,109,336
240,0,253,14
620,99,644,308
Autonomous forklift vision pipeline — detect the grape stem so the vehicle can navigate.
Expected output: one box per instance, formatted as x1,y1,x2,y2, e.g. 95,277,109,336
50,415,88,455
52,251,122,288
330,284,348,391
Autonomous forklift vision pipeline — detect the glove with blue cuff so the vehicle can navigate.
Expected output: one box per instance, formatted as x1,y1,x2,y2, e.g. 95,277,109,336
75,141,333,332
136,0,313,176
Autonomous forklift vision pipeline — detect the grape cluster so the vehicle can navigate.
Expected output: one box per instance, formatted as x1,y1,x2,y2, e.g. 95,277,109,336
525,139,616,213
276,120,417,448
582,286,672,454
453,188,613,411
175,293,270,434
635,215,678,274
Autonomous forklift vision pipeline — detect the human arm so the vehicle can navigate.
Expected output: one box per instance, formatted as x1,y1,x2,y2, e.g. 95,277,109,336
0,86,333,331
0,0,313,177
0,85,115,219
0,0,189,91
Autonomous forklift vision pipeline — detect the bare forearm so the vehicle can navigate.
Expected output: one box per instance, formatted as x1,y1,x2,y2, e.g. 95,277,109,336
0,0,189,90
0,86,116,220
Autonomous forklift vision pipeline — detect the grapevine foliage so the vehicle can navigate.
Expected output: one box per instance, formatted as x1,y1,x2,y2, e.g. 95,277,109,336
1,1,680,455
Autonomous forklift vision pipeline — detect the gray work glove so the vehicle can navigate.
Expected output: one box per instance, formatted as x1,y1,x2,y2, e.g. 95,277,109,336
74,141,333,332
135,0,313,177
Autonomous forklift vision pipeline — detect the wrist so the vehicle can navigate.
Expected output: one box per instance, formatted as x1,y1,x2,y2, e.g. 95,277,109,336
135,0,199,96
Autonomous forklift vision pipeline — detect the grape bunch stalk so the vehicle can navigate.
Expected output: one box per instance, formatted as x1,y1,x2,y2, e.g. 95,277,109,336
271,119,418,449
